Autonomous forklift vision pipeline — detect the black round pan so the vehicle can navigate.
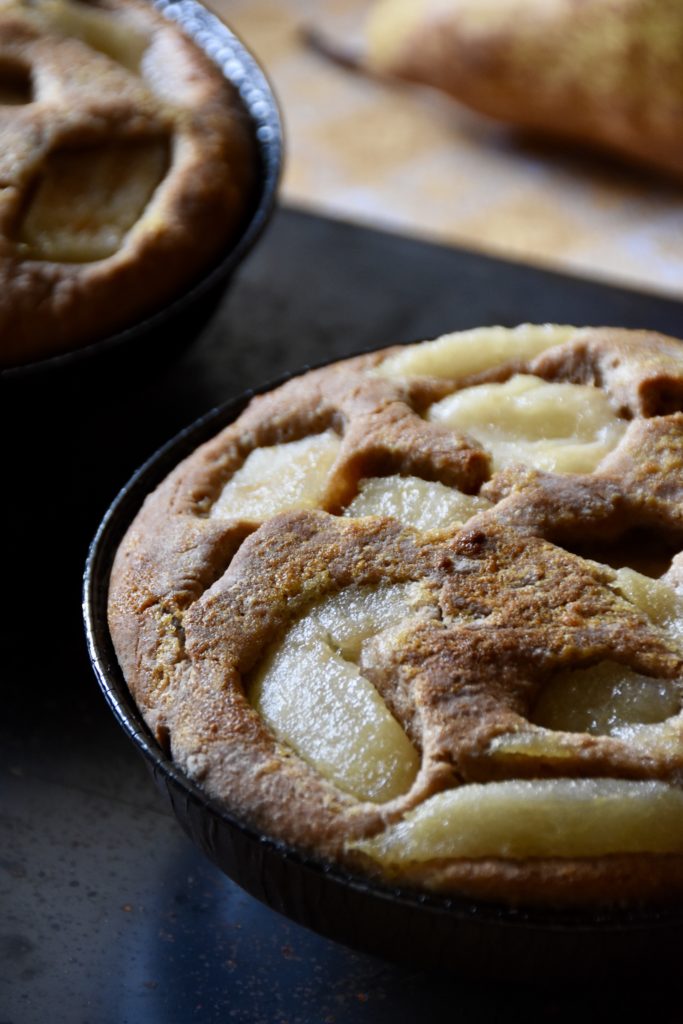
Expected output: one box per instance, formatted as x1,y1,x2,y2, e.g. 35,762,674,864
83,380,683,984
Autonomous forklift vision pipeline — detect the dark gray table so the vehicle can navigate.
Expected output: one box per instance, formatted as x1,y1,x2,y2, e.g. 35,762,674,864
4,207,683,1023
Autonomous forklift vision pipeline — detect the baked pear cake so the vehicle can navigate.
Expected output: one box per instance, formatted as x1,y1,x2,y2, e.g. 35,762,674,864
0,0,255,366
108,325,683,907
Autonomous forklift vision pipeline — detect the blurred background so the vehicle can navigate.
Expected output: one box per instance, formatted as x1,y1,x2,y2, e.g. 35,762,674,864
6,2,683,1020
213,0,683,298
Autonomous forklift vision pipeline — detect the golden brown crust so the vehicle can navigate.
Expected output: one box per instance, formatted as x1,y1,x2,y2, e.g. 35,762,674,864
0,0,255,366
108,325,683,906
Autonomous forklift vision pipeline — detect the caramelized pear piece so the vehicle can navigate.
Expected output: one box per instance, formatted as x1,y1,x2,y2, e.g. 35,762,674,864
352,779,683,862
19,140,168,262
344,474,490,530
250,585,421,802
211,431,341,522
377,323,573,380
428,373,626,474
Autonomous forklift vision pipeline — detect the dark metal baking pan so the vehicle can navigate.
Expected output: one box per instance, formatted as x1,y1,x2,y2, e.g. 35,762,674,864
83,375,683,985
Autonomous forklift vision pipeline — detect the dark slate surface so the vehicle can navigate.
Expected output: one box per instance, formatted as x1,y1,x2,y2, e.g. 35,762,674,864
4,206,683,1023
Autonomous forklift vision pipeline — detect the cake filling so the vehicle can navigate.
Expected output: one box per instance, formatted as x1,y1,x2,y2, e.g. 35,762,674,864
37,0,149,71
427,373,627,474
376,323,574,380
531,662,681,737
343,474,490,530
351,779,683,863
211,431,341,522
249,584,424,802
610,566,683,638
18,138,169,262
524,568,682,741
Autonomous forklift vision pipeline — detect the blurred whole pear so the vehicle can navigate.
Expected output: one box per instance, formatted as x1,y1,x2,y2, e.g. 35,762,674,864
366,0,683,178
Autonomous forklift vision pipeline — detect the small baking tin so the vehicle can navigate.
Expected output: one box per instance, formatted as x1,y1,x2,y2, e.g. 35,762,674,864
84,379,683,984
2,0,282,387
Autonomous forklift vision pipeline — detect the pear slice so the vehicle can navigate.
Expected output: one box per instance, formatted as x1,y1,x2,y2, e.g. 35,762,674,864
249,584,422,802
351,779,683,863
529,569,682,741
532,662,681,738
19,139,168,262
211,431,341,522
377,324,574,380
427,373,626,474
36,0,149,71
611,568,683,648
344,474,490,530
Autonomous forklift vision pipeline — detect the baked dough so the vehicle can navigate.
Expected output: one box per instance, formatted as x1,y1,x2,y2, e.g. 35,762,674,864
0,0,255,366
109,325,683,906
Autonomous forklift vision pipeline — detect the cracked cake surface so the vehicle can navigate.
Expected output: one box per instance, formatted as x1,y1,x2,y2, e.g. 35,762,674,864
108,324,683,906
0,0,255,366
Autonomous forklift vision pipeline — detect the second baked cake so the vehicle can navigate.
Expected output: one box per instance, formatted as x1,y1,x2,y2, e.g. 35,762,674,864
0,0,256,366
